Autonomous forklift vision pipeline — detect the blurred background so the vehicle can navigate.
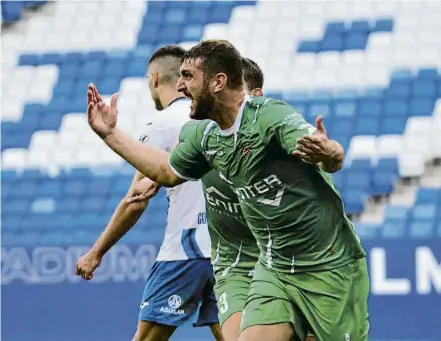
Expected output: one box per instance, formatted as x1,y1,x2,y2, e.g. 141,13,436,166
1,1,440,341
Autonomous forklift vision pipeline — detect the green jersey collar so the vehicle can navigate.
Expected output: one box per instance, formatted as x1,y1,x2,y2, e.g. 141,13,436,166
218,94,250,137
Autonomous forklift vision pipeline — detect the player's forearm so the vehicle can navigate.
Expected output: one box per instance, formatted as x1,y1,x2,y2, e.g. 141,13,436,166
91,199,148,258
319,140,344,173
103,128,183,187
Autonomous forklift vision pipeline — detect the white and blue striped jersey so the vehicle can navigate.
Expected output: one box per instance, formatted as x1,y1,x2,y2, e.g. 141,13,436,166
138,98,211,261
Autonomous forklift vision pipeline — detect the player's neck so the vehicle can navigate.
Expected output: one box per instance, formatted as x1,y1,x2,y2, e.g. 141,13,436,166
161,89,185,109
212,91,246,130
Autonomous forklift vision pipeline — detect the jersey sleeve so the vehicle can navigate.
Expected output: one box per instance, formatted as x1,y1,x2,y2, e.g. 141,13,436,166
258,100,317,154
169,121,212,181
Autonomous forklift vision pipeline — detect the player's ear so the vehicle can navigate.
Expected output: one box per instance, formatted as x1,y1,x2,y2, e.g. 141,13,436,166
253,88,263,97
213,73,227,93
152,72,159,88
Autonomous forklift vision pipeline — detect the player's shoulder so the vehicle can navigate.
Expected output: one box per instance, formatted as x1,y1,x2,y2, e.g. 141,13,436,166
246,96,302,125
179,119,213,142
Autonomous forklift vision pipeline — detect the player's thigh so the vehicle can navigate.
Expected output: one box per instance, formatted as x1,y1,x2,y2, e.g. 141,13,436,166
133,320,176,341
239,323,294,341
221,312,242,341
239,263,308,341
139,259,209,327
286,258,370,341
213,271,251,328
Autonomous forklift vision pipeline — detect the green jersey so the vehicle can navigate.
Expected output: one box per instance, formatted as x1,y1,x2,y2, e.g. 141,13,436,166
170,96,366,273
179,121,260,275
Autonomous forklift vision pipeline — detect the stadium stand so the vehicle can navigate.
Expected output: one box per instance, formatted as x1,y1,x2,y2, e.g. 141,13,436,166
1,1,440,341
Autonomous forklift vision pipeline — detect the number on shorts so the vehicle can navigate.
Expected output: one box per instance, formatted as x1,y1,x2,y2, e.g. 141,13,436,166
218,292,228,314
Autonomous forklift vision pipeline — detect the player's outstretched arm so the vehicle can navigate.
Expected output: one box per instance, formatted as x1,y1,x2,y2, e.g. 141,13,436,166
293,116,344,173
76,171,150,280
86,83,184,187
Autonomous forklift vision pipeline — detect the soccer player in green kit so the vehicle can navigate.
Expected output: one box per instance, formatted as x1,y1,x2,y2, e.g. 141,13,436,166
86,40,370,341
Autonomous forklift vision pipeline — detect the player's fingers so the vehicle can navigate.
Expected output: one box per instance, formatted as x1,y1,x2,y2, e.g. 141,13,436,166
299,135,322,144
110,93,119,112
293,151,315,163
295,144,316,155
97,101,105,112
87,90,94,105
87,102,94,116
297,139,323,154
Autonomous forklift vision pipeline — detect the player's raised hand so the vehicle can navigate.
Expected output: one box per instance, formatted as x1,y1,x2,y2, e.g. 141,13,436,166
75,250,102,280
87,83,119,139
126,177,160,204
293,115,334,164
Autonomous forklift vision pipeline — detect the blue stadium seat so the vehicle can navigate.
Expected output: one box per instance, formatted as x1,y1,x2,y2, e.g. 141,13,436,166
321,34,344,51
381,220,406,238
345,170,371,191
343,189,366,213
333,102,356,117
355,223,380,239
57,198,81,213
309,104,331,119
384,99,408,117
412,204,437,221
15,180,38,198
372,18,394,32
324,21,346,36
19,54,39,66
372,171,397,195
409,99,434,116
359,99,382,117
408,221,434,238
345,33,368,50
411,79,437,99
1,170,18,183
363,87,384,99
415,188,441,205
87,179,112,196
187,9,209,24
329,117,353,136
355,117,380,135
385,83,411,100
36,181,62,197
350,159,372,171
350,20,370,34
297,40,320,53
381,117,406,134
2,216,22,232
417,68,439,80
183,25,204,41
384,205,409,221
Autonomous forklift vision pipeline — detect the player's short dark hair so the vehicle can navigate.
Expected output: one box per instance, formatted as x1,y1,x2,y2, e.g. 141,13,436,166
183,40,243,90
149,45,186,65
242,57,264,90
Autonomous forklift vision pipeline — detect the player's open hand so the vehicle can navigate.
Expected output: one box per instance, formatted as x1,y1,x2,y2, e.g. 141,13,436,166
75,250,102,280
126,177,161,204
293,115,335,164
87,83,119,139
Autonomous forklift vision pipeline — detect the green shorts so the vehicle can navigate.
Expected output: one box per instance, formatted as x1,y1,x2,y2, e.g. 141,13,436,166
240,258,370,341
213,270,253,326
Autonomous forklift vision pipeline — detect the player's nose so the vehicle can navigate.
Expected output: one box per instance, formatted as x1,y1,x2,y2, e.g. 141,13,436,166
176,76,185,93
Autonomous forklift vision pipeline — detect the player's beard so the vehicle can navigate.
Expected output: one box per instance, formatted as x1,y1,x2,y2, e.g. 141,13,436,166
190,79,215,120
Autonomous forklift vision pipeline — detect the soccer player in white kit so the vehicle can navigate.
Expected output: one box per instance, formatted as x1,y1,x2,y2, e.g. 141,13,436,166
75,46,223,341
